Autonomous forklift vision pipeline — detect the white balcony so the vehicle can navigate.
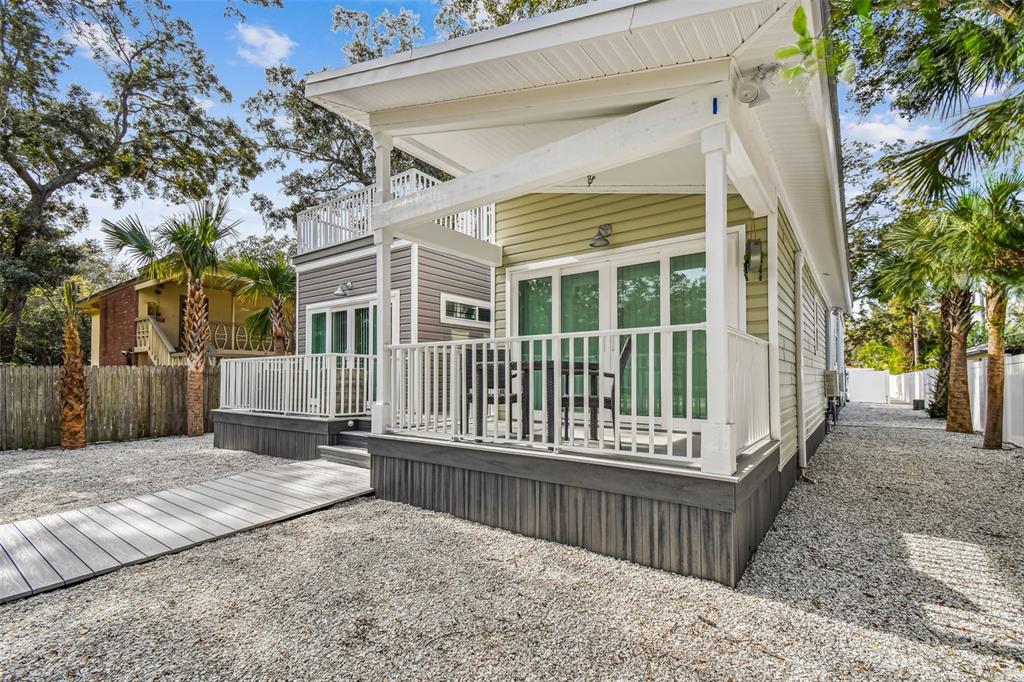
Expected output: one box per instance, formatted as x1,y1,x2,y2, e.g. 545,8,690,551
381,325,770,465
296,169,495,254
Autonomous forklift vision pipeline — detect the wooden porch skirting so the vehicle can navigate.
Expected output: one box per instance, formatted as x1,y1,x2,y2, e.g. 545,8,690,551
213,410,356,460
369,437,796,587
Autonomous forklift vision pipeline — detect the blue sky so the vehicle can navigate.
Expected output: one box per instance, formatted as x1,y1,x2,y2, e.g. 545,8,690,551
68,0,953,245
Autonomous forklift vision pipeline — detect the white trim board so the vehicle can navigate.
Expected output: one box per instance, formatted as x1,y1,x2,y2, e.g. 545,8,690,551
294,240,411,274
304,290,401,354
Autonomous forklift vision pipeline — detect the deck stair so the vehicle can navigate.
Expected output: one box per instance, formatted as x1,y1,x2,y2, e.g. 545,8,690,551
318,444,370,469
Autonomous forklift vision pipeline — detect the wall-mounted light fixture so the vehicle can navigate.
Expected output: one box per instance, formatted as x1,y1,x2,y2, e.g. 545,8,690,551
745,239,763,281
333,281,354,297
589,223,612,248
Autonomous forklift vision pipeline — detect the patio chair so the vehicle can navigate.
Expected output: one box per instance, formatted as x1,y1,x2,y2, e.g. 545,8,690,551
464,347,519,437
560,336,632,441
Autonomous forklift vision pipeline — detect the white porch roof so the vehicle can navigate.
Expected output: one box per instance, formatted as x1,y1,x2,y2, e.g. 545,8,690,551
306,0,850,309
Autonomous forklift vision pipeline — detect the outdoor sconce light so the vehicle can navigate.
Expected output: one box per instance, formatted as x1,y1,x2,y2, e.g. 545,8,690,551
333,281,353,297
745,238,763,281
590,223,612,248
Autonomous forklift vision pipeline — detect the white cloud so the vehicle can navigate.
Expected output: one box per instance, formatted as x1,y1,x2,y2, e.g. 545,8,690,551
235,24,296,68
193,97,215,111
842,114,940,144
66,21,131,61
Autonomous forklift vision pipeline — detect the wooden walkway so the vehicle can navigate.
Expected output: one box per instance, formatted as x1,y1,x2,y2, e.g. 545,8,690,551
0,460,372,604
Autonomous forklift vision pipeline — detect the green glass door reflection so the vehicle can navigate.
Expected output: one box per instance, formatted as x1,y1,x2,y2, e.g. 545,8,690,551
670,252,707,419
518,276,552,410
617,261,661,418
331,310,348,353
560,271,599,410
311,312,326,354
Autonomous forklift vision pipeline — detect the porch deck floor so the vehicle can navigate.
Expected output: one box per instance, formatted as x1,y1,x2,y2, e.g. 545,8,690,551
0,460,371,604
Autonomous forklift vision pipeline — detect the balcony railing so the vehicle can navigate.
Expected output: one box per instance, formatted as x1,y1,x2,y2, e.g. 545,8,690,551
220,353,376,418
209,321,295,353
383,324,771,463
296,169,495,253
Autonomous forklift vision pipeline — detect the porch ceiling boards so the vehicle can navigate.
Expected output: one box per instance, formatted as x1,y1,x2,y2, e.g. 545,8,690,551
307,0,786,117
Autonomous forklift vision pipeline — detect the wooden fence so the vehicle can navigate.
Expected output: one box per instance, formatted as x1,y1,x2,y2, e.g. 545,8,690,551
0,365,220,451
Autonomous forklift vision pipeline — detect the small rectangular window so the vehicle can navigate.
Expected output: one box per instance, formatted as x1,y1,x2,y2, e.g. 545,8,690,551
440,293,491,329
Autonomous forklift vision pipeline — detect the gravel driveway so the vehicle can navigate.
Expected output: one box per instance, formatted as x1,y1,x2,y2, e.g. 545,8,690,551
1,404,1022,680
0,435,281,523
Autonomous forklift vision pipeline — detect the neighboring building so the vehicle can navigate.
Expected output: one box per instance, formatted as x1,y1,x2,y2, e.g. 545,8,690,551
79,273,289,366
293,170,494,355
216,0,851,587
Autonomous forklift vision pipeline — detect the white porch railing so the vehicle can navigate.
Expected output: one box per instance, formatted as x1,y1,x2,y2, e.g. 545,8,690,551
296,169,495,253
384,324,771,463
220,353,376,418
728,329,771,451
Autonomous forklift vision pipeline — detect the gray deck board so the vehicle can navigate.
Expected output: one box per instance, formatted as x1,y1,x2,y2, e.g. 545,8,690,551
101,502,194,551
151,490,251,531
0,543,31,602
192,481,300,517
133,493,235,537
1,461,371,605
118,498,213,544
13,518,92,583
230,471,335,505
167,485,273,525
212,476,314,509
37,513,119,574
0,523,63,592
58,509,147,565
80,506,172,558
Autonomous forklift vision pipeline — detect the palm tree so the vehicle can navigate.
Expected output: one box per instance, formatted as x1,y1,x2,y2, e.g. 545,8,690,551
221,253,296,355
881,6,1024,198
59,279,87,449
102,199,239,437
877,213,975,433
939,173,1024,448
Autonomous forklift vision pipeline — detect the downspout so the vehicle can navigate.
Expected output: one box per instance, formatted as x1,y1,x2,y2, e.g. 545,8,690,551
794,250,808,468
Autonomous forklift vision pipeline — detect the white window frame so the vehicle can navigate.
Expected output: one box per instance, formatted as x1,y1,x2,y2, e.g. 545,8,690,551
506,227,747,337
305,290,400,354
440,292,492,329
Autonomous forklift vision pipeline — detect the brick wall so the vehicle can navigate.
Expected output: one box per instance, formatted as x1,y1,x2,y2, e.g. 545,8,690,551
99,287,138,366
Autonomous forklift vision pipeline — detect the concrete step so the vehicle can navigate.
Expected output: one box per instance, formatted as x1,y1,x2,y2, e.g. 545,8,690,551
318,445,370,469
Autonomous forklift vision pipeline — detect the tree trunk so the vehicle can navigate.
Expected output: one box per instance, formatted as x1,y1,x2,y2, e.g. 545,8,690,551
983,284,1007,449
271,297,287,355
945,287,974,434
0,290,28,363
60,316,87,449
182,277,209,436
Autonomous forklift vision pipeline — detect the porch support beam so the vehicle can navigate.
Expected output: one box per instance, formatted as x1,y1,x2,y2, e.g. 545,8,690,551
399,222,503,266
375,83,731,237
371,132,393,435
701,123,736,476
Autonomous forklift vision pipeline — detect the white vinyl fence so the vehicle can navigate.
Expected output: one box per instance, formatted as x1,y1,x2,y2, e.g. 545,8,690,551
889,368,938,405
846,368,890,403
968,354,1024,446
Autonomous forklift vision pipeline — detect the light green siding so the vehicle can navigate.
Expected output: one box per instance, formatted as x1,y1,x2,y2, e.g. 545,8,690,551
493,193,759,336
801,264,828,436
777,207,800,464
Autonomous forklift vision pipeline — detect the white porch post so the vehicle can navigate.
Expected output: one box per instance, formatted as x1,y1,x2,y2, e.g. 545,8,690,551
371,132,393,434
701,123,736,475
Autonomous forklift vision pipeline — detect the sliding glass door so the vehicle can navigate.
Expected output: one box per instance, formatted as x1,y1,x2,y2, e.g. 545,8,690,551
512,234,736,428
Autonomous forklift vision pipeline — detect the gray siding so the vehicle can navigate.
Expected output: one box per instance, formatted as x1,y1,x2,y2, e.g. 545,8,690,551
296,242,413,351
416,246,492,342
